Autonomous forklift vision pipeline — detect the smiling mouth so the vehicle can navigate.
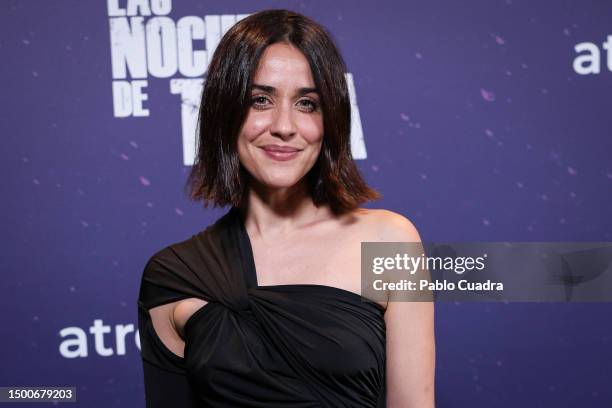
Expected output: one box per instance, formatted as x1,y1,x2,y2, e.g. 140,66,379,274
259,146,301,161
260,145,302,152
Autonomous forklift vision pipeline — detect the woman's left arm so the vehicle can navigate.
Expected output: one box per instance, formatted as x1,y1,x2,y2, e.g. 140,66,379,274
379,212,436,407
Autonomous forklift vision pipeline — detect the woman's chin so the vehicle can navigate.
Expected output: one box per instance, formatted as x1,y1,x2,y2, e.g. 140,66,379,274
256,175,306,191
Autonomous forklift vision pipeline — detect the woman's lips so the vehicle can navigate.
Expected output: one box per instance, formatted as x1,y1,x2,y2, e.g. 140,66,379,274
259,146,301,161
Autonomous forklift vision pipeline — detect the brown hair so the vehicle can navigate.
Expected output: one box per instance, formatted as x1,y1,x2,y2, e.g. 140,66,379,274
185,9,380,215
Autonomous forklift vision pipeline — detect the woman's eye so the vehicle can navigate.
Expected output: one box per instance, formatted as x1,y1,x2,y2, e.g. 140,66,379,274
250,96,318,112
298,99,318,112
251,96,269,108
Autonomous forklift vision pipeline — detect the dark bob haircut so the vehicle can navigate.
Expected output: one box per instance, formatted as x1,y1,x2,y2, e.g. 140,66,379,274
185,9,380,215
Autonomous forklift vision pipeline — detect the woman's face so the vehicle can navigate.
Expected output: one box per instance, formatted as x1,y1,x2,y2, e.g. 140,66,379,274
237,42,324,191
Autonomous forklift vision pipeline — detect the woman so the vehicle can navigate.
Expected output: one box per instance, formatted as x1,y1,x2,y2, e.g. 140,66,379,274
137,9,435,407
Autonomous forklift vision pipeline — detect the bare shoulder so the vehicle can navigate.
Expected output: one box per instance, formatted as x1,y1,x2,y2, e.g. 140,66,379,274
351,208,422,242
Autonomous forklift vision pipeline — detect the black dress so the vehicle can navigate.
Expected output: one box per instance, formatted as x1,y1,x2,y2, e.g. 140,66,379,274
137,206,387,407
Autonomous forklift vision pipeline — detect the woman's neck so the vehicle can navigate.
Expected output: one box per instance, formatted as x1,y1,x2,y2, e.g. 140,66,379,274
239,179,333,241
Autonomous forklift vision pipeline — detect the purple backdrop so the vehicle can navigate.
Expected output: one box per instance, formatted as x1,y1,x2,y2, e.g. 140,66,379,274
2,0,611,406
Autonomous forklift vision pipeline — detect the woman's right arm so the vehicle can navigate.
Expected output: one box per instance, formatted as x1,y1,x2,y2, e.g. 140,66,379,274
139,301,198,407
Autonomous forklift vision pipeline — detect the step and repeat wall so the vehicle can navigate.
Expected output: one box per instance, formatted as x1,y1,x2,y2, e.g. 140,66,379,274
2,0,611,406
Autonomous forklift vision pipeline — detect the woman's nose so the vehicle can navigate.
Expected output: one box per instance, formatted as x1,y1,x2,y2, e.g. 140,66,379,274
270,102,297,139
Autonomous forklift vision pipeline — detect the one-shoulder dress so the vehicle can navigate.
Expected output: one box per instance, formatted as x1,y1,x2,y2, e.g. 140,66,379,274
137,206,387,407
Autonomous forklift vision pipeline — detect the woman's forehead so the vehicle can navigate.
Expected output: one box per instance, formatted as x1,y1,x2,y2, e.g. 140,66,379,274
253,44,315,89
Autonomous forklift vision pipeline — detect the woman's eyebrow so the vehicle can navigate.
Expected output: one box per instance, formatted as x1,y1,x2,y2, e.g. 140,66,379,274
251,83,319,96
